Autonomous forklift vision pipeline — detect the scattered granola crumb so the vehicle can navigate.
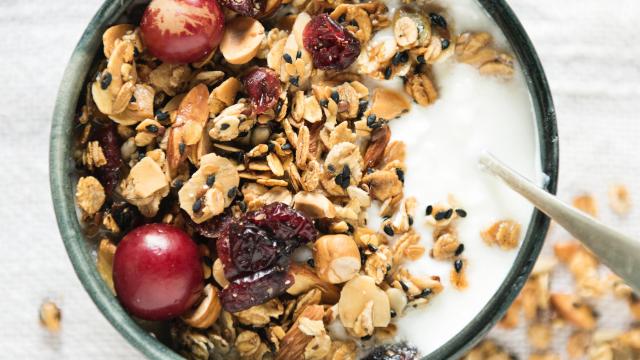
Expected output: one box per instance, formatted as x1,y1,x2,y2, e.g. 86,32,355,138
481,219,521,250
39,300,61,333
608,184,631,215
573,193,598,217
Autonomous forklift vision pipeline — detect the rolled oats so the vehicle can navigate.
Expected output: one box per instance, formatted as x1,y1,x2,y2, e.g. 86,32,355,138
608,184,631,215
481,219,522,250
76,176,106,215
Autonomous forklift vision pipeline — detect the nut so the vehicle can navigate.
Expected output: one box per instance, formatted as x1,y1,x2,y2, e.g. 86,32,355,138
276,305,324,360
313,234,361,284
287,264,340,304
120,156,170,217
182,284,222,329
338,274,390,329
386,287,408,316
370,87,411,120
550,293,597,330
213,258,229,288
220,17,266,65
293,192,336,219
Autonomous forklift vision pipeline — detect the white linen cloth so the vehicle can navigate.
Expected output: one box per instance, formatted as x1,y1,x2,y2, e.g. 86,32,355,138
0,0,638,358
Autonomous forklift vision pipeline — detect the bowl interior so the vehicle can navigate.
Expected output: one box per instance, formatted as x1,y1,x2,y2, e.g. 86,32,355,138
49,1,558,359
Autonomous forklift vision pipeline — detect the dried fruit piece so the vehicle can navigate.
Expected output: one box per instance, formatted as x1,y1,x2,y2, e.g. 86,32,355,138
219,0,266,17
229,221,280,274
303,14,361,70
244,202,318,250
91,122,123,195
243,67,281,114
220,266,293,312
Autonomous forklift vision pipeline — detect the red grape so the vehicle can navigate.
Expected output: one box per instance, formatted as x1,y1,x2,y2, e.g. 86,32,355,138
113,224,203,321
140,0,225,64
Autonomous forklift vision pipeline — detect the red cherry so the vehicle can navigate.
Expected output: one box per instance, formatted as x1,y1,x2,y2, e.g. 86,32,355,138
113,224,203,321
140,0,225,64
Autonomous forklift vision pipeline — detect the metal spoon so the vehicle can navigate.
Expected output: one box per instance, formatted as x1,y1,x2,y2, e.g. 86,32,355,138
479,152,640,293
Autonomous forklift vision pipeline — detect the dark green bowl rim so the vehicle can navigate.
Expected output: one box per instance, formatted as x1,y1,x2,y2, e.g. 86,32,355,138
49,0,558,358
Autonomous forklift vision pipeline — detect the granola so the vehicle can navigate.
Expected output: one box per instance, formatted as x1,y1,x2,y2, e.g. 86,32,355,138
72,0,526,358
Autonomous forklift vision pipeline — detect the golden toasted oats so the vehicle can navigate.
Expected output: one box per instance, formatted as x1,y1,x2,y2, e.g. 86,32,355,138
39,300,62,333
527,322,553,350
567,331,591,359
405,71,438,106
450,258,468,290
236,299,284,327
481,219,521,250
456,32,514,78
82,141,107,170
76,176,106,215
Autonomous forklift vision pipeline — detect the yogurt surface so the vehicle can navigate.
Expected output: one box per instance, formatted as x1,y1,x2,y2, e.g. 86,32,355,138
367,0,539,355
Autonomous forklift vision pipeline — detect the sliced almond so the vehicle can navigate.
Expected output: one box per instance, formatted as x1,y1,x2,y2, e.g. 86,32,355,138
102,24,134,58
338,275,390,328
182,284,222,329
313,235,361,284
220,17,266,65
370,88,411,120
293,192,336,219
287,264,340,304
276,305,324,360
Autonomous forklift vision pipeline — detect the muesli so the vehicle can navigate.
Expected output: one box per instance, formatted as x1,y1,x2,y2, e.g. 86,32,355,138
74,0,524,358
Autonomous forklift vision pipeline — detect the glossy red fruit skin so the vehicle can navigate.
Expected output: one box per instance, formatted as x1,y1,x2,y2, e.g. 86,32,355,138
303,14,361,70
140,0,225,64
113,224,203,321
243,67,281,114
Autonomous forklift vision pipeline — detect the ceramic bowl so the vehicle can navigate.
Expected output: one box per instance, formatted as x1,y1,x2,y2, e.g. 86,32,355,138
50,0,559,358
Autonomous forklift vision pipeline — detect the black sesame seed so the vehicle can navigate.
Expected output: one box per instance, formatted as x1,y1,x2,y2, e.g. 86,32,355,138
100,72,112,89
349,19,358,27
399,281,409,292
429,12,448,28
296,50,302,59
441,38,450,50
417,55,426,64
133,47,140,57
220,123,230,130
399,51,409,63
367,243,378,253
338,14,346,23
384,66,392,80
382,215,390,221
130,95,136,103
275,100,283,114
392,53,402,66
386,264,392,272
283,53,293,64
267,142,275,152
455,243,465,256
227,186,237,199
146,124,159,133
289,76,299,87
361,335,372,341
347,222,354,234
331,91,340,102
390,309,397,318
419,288,433,298
383,224,395,236
327,164,336,173
238,131,249,138
319,99,329,108
455,209,467,218
434,211,447,221
408,215,414,226
367,167,375,174
202,256,213,267
307,258,315,268
178,142,186,155
206,175,216,187
155,110,169,121
444,208,453,219
172,179,184,189
367,114,377,127
238,200,247,212
357,100,369,117
281,143,292,151
395,168,405,182
426,205,433,216
192,198,203,213
454,259,463,273
360,249,367,266
369,120,382,129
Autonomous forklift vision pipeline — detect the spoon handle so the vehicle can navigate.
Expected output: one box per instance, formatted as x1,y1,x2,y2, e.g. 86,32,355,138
479,152,640,293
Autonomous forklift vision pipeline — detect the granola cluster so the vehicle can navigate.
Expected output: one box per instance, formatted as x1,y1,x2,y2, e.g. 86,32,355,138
73,0,519,358
465,190,638,360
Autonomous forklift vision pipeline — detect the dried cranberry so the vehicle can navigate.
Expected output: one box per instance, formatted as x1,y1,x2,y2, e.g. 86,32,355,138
243,67,281,114
91,122,123,195
107,202,141,235
363,342,419,360
188,212,233,240
220,266,293,312
303,14,361,70
229,222,279,273
244,202,317,251
219,0,266,17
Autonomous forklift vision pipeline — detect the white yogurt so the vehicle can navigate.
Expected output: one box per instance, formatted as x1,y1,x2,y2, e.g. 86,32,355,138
365,0,539,356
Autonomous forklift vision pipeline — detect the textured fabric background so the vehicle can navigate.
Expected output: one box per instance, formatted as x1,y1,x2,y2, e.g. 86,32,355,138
0,0,638,358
